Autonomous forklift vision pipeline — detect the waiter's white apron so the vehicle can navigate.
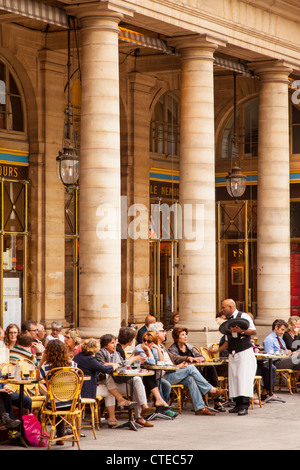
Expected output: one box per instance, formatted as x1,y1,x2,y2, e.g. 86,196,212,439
228,348,257,398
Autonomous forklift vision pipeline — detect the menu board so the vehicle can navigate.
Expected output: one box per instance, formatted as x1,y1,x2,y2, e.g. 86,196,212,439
2,277,21,329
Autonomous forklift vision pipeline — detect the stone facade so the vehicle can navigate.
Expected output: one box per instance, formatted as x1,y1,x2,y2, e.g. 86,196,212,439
0,0,300,345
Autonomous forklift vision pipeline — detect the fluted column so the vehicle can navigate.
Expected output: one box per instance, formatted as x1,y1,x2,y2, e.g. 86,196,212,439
169,35,226,342
250,60,292,334
69,2,133,337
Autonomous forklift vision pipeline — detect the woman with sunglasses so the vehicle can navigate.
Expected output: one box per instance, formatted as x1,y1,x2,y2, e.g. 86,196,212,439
132,331,176,417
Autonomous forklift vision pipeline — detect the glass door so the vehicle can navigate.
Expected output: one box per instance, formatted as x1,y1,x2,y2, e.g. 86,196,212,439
1,179,28,329
149,240,178,325
64,186,79,326
217,200,257,315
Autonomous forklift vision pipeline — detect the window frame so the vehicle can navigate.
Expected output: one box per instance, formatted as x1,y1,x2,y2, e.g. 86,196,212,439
150,91,180,161
0,57,26,136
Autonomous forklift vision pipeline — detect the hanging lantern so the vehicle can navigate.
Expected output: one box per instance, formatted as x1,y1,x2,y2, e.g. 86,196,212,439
226,165,246,198
56,146,79,187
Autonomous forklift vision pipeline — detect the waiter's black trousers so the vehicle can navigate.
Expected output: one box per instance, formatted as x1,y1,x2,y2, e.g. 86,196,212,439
234,396,250,410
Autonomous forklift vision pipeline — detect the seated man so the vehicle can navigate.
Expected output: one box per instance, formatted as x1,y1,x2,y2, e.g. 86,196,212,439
264,319,300,379
148,322,226,416
136,315,156,344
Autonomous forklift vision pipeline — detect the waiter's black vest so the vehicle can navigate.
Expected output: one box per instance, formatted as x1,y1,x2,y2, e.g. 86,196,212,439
227,312,252,354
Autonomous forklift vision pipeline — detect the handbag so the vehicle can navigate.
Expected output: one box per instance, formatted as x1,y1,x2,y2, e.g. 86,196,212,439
22,413,49,447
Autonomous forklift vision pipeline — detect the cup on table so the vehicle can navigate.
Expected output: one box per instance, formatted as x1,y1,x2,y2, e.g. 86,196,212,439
125,359,131,371
133,359,141,371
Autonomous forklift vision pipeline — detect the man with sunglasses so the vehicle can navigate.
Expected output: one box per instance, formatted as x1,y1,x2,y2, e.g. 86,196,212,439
148,322,226,416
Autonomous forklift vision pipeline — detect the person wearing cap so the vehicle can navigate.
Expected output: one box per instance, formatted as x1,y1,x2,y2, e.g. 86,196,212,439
211,299,257,416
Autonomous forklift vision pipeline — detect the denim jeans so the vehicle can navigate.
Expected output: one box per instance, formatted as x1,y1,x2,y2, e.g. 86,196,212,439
164,365,212,412
159,378,172,402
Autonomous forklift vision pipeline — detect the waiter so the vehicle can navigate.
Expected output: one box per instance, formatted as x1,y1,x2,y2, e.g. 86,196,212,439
213,298,257,416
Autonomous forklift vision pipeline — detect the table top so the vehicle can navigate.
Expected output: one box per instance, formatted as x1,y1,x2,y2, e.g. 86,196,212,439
113,369,154,377
0,377,38,385
143,364,180,371
255,352,290,359
193,359,227,366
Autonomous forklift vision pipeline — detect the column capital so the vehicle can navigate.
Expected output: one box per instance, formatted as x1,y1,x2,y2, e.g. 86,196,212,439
249,59,293,82
66,0,134,25
168,33,227,56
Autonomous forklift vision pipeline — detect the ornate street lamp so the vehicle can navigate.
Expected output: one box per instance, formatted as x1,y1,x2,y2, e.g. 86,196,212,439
226,164,247,198
56,19,80,188
56,146,79,187
226,72,246,199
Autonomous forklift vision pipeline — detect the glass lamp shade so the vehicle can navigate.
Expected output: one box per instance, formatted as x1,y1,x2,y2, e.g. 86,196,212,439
56,147,79,187
225,166,246,198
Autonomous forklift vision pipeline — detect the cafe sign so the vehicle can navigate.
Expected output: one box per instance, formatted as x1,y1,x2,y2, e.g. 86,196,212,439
150,168,179,200
0,148,29,180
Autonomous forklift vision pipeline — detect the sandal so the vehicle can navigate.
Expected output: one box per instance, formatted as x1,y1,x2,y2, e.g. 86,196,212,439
107,419,120,428
214,404,226,412
118,399,136,408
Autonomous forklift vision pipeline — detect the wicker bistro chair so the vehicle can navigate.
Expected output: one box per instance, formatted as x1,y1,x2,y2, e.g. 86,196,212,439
39,367,84,450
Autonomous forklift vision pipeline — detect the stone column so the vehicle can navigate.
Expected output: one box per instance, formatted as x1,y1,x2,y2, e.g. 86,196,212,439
29,49,66,325
168,35,226,345
250,61,292,339
127,72,156,325
70,2,133,337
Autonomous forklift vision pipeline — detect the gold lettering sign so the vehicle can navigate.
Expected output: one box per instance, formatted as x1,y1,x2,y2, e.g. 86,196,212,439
0,164,28,180
150,181,179,199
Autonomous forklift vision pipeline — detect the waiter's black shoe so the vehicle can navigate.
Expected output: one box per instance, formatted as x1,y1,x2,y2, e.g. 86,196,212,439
228,407,240,413
237,408,248,416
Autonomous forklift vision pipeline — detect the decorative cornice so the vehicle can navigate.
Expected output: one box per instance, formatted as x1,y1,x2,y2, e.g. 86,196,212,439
124,0,300,67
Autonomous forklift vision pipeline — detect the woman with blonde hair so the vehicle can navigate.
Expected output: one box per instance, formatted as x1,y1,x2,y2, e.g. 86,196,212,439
73,338,134,428
64,328,82,357
132,331,175,415
283,316,300,351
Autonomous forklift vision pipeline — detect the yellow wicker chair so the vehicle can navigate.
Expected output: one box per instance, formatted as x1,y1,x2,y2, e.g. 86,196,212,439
80,398,99,439
250,375,262,409
39,367,84,450
169,384,184,413
276,369,298,394
96,395,104,428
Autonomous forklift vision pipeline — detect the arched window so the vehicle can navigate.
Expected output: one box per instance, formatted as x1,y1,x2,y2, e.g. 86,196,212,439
220,98,258,159
0,59,24,132
150,92,180,158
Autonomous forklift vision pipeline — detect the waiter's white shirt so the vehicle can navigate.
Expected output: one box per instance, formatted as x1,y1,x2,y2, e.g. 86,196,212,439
225,309,257,398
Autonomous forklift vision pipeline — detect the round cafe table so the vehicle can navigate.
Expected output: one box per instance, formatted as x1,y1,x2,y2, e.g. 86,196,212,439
112,368,154,431
255,352,290,403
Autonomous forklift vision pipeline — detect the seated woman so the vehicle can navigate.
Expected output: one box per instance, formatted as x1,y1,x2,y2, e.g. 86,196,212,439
166,312,180,331
95,333,155,428
132,331,174,409
36,340,78,444
73,338,134,428
4,324,20,349
45,321,65,344
64,328,82,358
168,327,225,412
283,316,300,352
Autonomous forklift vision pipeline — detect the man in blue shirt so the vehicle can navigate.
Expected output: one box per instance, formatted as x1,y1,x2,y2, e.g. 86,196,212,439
264,319,300,375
